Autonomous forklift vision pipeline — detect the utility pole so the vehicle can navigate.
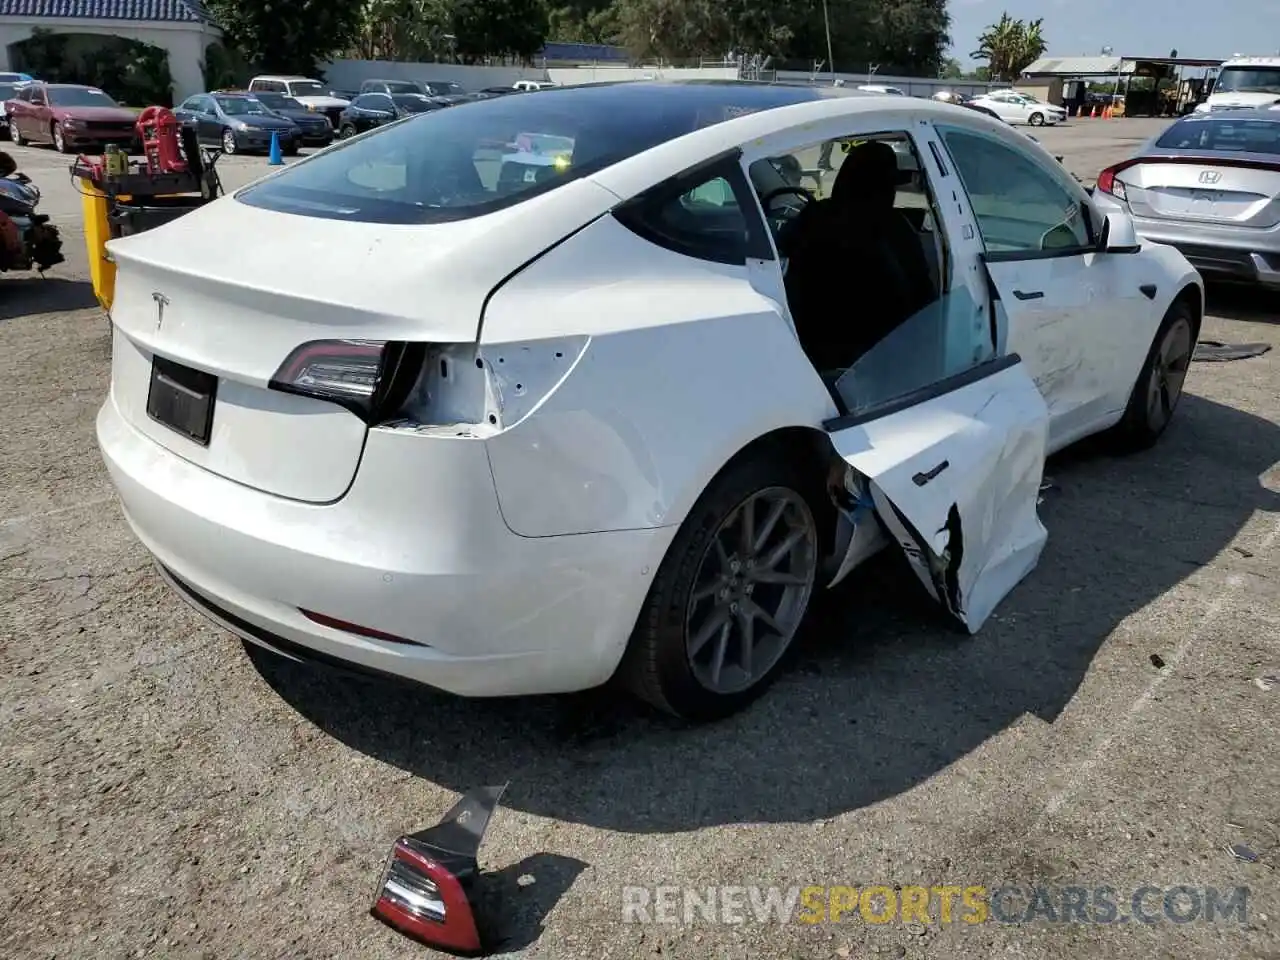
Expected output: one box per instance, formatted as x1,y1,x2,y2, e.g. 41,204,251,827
822,0,835,85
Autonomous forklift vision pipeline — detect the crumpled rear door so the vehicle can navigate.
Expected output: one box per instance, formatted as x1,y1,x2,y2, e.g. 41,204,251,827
825,355,1049,632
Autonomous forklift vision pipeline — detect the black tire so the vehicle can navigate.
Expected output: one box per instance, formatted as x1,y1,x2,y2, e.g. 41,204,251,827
9,122,22,146
221,127,237,155
1109,299,1197,452
339,123,357,139
51,123,67,153
1028,112,1045,126
620,449,830,722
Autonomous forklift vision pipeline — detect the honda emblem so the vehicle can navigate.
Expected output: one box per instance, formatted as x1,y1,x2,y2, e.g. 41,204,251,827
1198,170,1222,184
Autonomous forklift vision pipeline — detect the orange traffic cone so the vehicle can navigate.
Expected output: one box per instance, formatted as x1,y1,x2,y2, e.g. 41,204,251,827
1090,104,1098,118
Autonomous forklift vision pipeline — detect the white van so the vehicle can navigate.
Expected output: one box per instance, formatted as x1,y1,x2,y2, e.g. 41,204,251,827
1196,57,1280,112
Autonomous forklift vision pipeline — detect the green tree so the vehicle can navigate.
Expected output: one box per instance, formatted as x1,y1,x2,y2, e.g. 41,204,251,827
970,12,1046,81
940,57,963,79
451,0,549,62
355,0,453,60
207,0,366,76
547,0,619,44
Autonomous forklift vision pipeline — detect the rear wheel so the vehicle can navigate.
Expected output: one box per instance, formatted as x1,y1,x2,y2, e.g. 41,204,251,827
221,128,237,154
1110,299,1196,452
621,453,824,722
338,123,357,139
1028,112,1045,126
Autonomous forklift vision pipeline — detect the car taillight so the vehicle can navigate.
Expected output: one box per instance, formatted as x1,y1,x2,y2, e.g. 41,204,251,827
372,785,507,957
268,338,424,423
1096,160,1135,202
373,838,481,955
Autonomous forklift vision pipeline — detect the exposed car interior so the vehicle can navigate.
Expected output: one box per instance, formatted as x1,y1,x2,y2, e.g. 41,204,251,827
745,133,953,409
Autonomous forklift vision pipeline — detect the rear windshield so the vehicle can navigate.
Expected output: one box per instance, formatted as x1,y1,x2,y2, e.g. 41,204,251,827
380,81,422,94
236,83,820,224
216,95,270,115
1156,116,1280,155
392,94,437,112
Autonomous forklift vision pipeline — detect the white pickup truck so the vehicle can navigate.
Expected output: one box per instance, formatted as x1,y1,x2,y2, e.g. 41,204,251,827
248,75,350,128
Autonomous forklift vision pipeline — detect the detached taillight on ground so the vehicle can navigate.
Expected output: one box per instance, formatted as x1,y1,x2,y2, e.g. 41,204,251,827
372,785,507,957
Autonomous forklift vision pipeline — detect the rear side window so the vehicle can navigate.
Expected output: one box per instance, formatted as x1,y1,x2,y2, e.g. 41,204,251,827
613,156,771,266
235,83,822,224
1156,117,1280,155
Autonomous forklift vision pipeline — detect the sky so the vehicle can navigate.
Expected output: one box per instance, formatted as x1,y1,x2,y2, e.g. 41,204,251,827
946,0,1278,67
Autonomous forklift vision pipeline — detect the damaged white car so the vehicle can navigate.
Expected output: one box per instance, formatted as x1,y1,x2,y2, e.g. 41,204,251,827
97,81,1203,721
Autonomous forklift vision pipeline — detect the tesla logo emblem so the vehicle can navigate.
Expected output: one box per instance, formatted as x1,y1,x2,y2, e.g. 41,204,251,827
1198,170,1222,184
456,810,472,825
152,291,169,330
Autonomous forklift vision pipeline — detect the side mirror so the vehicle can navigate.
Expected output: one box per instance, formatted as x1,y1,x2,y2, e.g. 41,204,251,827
1098,209,1141,253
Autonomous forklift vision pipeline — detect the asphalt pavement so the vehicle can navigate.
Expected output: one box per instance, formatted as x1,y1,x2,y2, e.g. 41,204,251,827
1,119,1278,960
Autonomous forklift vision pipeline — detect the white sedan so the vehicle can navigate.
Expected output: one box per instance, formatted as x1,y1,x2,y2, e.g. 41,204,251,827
968,89,1067,126
97,83,1201,722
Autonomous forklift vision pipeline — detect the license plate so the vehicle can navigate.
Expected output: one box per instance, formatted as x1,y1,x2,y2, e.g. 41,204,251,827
146,355,217,445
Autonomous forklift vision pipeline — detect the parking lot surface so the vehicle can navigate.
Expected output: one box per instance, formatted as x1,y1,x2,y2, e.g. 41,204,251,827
2,120,1279,960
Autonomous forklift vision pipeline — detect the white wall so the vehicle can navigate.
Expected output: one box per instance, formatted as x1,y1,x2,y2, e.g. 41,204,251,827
774,70,1009,97
321,59,549,92
0,16,218,102
318,58,1006,97
547,65,739,85
322,59,743,91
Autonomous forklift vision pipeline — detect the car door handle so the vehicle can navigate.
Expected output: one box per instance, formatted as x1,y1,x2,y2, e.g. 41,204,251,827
1012,289,1044,300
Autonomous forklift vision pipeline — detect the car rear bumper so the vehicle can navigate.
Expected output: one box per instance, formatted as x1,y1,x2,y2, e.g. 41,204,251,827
1129,220,1280,286
233,130,299,151
96,391,674,697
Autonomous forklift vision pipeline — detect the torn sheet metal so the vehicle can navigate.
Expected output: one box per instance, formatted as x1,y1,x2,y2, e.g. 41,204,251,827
827,359,1049,632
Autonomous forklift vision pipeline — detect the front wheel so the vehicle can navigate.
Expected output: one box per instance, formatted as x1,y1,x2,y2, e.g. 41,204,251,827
1109,300,1196,452
221,128,237,154
620,453,825,721
1028,112,1045,126
51,123,67,153
9,121,22,146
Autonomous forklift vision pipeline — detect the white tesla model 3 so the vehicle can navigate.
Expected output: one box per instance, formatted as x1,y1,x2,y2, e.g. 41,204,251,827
97,81,1202,721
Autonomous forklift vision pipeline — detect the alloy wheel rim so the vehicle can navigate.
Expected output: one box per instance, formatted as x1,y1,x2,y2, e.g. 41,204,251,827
1146,318,1193,432
53,127,63,150
684,487,818,695
223,130,235,153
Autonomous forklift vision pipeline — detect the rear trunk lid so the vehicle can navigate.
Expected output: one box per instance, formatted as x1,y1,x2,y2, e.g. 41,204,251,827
106,177,618,503
1120,155,1280,229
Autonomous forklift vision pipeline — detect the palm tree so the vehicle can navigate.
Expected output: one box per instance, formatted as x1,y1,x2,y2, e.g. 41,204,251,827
971,12,1047,81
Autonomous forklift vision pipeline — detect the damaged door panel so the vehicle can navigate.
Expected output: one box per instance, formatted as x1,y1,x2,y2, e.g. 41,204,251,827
824,354,1049,632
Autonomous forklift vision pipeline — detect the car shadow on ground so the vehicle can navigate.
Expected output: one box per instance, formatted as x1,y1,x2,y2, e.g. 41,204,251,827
0,276,96,320
251,390,1280,834
1206,282,1280,325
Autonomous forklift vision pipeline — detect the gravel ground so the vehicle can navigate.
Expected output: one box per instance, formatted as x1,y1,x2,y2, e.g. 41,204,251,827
2,120,1279,960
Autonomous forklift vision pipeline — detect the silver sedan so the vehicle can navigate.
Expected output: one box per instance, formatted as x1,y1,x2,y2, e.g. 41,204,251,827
1094,107,1280,287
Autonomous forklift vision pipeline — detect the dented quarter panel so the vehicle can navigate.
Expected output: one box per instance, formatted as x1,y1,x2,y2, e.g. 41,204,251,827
827,359,1049,632
481,213,837,538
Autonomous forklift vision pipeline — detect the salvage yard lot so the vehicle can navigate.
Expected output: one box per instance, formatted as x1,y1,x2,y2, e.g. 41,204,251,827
2,119,1279,959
